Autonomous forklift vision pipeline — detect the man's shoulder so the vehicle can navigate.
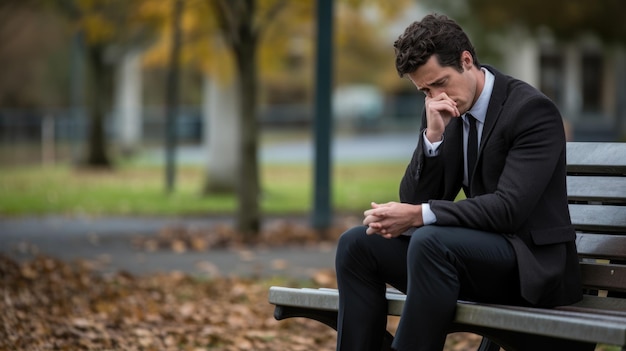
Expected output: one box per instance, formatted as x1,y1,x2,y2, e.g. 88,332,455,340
485,65,548,102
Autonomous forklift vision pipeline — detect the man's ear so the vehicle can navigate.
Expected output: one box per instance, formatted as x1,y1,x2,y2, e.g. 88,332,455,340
461,51,474,70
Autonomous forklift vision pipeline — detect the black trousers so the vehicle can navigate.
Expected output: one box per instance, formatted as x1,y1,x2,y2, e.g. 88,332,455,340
335,225,523,351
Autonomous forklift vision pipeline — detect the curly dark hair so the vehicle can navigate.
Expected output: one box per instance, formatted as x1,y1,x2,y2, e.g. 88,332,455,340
393,13,480,77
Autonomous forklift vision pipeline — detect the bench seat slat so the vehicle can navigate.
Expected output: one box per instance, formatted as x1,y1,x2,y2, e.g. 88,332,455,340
569,204,626,233
454,300,626,346
269,286,626,346
576,233,626,260
567,176,626,203
269,287,340,312
558,295,626,317
580,262,626,292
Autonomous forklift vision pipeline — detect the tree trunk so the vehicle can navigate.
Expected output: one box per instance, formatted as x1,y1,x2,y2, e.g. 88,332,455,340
164,0,183,194
210,0,264,240
85,45,111,168
234,32,260,240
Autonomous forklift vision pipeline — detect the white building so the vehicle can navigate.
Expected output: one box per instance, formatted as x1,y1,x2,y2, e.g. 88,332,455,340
500,28,626,141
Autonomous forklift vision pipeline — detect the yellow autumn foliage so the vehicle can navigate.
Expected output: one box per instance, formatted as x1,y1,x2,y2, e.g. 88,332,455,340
69,0,411,89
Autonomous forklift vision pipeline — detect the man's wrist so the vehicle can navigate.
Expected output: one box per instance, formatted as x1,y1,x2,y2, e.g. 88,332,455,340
425,128,443,143
423,130,444,157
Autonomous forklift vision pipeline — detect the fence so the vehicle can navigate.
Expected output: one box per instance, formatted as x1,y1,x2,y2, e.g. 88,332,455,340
0,106,203,166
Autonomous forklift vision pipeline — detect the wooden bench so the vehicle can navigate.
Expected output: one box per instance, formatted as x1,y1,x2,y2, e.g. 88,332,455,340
269,142,626,351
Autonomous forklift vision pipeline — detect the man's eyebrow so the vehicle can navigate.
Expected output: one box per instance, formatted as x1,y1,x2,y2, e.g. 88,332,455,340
417,76,448,91
429,76,448,86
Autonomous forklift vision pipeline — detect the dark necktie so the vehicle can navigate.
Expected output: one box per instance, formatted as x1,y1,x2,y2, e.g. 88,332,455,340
467,113,478,185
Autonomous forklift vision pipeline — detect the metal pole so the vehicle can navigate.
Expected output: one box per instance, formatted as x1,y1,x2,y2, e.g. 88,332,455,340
312,0,334,231
69,31,85,164
41,115,55,166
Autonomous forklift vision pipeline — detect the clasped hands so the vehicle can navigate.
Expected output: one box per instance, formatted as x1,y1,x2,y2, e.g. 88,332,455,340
363,201,424,239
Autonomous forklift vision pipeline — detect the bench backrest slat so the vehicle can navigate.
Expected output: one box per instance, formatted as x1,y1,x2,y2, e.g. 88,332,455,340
565,142,626,295
567,176,626,203
579,263,626,293
576,234,626,261
569,205,626,233
566,142,626,175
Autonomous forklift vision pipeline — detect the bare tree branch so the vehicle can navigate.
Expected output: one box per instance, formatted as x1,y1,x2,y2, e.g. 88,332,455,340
253,0,288,37
208,0,235,47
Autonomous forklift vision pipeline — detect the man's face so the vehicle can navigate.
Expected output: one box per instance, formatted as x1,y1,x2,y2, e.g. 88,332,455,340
406,52,479,116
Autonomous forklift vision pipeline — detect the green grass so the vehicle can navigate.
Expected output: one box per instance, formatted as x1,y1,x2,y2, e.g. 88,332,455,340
0,162,407,217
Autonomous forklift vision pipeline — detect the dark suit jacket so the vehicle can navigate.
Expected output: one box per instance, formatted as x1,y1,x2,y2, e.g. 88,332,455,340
399,66,582,307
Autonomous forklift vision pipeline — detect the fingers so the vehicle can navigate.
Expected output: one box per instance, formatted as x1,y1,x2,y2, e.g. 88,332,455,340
363,201,399,238
364,214,394,238
364,201,393,217
365,222,392,239
363,201,393,230
427,92,456,105
363,214,379,226
426,93,460,118
363,202,421,239
428,99,459,118
364,213,386,237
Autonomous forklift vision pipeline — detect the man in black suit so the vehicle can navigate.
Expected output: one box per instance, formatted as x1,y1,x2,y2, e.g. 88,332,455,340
335,14,583,351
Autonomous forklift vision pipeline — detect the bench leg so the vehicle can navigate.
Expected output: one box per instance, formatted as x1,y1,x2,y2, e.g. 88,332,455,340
273,305,395,351
274,305,339,330
477,337,501,351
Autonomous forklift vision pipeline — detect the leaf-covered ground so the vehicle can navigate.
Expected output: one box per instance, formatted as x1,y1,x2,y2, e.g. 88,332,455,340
1,254,341,350
1,253,490,351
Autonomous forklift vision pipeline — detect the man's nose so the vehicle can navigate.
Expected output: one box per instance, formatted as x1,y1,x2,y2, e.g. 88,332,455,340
430,88,445,98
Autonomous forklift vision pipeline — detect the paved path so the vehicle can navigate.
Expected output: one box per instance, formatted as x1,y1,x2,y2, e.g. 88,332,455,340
0,215,338,279
141,131,419,165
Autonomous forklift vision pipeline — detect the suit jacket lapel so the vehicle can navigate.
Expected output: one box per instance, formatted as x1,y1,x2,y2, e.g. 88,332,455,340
481,66,508,151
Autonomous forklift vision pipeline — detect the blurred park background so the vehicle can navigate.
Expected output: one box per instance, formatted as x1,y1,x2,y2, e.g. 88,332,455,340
1,0,625,226
1,0,625,350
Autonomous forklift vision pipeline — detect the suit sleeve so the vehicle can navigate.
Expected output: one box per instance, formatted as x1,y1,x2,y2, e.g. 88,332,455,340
399,112,450,205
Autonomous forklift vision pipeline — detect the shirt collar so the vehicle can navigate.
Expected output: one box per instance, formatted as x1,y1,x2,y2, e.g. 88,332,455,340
465,67,494,124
